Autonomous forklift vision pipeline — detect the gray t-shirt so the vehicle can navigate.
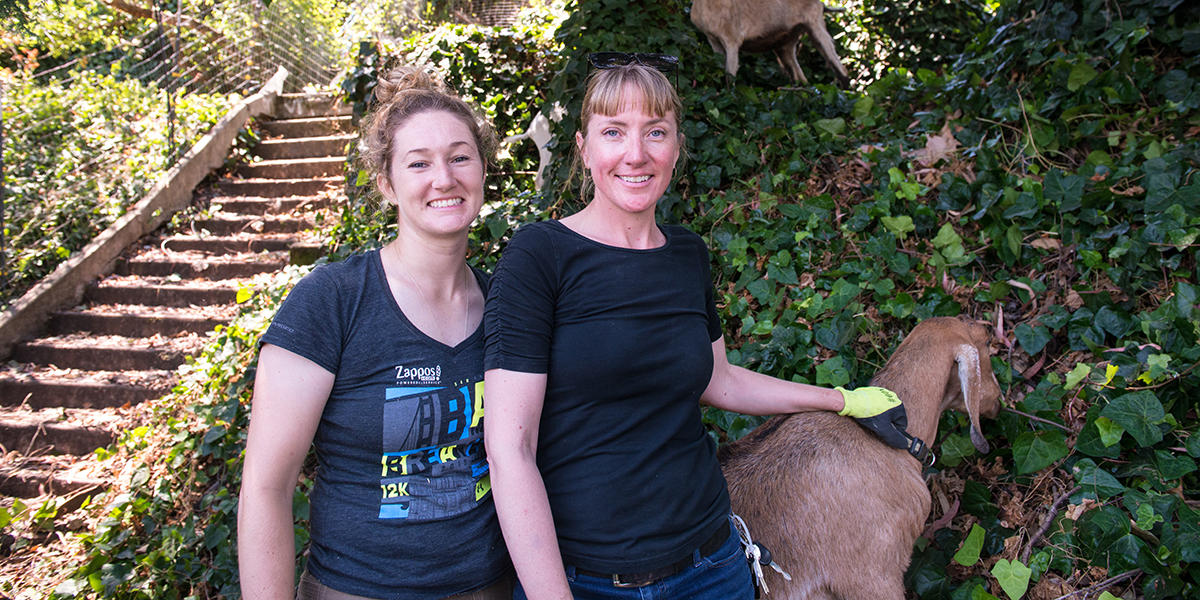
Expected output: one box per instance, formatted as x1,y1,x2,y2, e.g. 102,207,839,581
261,250,506,599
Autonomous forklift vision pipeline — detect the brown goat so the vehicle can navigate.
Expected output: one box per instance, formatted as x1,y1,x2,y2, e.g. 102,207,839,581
690,0,851,88
721,317,1002,598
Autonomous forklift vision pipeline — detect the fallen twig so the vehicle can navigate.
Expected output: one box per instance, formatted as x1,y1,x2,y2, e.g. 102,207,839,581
1051,568,1142,600
1021,485,1081,563
1003,406,1074,433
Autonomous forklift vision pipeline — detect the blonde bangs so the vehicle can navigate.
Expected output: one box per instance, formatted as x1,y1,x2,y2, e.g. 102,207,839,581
583,65,681,124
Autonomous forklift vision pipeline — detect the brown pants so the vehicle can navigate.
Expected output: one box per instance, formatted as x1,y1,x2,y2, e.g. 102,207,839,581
297,570,513,600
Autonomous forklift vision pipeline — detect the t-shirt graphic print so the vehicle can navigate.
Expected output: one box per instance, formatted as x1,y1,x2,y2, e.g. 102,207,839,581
379,375,490,520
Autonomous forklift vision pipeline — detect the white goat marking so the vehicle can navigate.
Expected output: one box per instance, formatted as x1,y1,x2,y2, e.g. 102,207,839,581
956,343,980,412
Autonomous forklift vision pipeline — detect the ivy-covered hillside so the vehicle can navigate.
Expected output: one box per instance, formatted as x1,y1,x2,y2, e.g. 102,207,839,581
4,0,1196,598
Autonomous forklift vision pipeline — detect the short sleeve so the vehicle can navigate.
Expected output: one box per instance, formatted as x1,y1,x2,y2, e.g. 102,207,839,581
260,265,344,375
484,225,558,373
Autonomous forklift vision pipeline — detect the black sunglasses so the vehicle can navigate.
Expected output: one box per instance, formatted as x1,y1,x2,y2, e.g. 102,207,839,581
587,52,680,73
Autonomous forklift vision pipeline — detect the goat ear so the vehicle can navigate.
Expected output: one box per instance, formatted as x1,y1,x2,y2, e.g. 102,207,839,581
955,343,991,454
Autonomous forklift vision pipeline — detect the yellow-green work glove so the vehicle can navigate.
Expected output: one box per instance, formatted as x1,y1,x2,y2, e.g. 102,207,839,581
835,386,910,450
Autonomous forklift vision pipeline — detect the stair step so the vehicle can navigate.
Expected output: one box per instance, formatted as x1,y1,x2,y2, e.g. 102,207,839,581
0,456,108,500
210,195,333,215
0,369,172,410
188,214,311,236
159,234,296,254
214,176,343,197
115,252,289,279
256,134,353,160
85,279,239,306
0,407,122,456
238,156,345,179
48,304,233,337
260,115,351,138
11,333,205,371
274,93,351,120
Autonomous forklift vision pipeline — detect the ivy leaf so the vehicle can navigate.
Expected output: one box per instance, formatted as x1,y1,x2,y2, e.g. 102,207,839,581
1187,431,1200,458
1100,391,1166,447
1155,450,1197,480
991,558,1032,600
880,215,915,239
1067,62,1098,91
939,433,976,467
1043,170,1083,212
1015,323,1052,355
954,523,986,566
1072,458,1125,499
1013,430,1068,474
1094,416,1124,447
1063,363,1091,389
815,355,850,387
814,117,845,137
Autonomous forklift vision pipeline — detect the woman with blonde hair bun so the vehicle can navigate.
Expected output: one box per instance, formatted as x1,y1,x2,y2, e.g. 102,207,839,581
238,65,511,600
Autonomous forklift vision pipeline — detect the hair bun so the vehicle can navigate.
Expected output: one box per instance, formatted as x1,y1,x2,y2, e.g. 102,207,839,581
372,65,449,105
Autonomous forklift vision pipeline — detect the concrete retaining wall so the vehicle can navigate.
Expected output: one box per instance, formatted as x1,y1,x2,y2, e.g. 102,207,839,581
0,67,290,360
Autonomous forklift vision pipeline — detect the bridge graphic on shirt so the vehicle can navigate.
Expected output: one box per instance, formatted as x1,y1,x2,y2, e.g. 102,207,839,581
377,380,489,519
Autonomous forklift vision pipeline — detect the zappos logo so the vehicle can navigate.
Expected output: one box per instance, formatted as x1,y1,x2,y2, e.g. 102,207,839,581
395,364,442,383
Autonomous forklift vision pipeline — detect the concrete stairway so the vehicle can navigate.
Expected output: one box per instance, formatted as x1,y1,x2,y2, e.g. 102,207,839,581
0,92,350,506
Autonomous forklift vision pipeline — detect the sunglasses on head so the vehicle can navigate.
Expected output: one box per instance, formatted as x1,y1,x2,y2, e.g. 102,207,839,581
587,52,679,75
587,52,680,89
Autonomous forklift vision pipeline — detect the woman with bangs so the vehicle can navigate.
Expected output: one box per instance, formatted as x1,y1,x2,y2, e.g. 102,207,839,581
482,55,909,599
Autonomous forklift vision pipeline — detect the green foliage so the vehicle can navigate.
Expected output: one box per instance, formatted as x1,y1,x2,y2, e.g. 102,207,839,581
52,265,312,599
31,0,1200,596
1,69,230,306
332,2,566,266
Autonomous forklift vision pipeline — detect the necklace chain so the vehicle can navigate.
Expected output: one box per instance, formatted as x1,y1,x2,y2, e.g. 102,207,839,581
391,243,471,343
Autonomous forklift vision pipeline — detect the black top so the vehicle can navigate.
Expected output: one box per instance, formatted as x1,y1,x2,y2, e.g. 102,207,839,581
484,220,730,573
261,251,507,599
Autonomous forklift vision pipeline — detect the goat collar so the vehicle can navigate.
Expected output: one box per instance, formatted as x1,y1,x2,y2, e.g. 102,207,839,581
903,433,936,469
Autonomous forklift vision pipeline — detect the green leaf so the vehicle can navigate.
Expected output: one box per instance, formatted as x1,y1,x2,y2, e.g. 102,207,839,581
1042,170,1083,212
1013,430,1068,474
939,433,976,467
1100,391,1166,447
932,223,962,249
1135,503,1164,530
1098,593,1120,600
1072,458,1125,499
815,355,850,387
1094,416,1124,447
355,168,371,187
1067,62,1098,92
814,117,845,137
1063,363,1091,389
880,215,915,239
991,558,1031,600
1155,450,1197,480
1187,431,1200,457
1015,323,1052,355
954,524,986,566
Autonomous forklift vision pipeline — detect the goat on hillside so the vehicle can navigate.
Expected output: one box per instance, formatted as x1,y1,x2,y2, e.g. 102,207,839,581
721,317,1002,598
690,0,851,87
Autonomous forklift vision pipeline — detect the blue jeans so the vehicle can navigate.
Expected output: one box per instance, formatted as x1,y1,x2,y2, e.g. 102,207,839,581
514,519,754,600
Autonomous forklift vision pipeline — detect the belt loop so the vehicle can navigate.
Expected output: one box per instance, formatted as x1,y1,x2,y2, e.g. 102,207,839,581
565,565,576,578
692,546,703,566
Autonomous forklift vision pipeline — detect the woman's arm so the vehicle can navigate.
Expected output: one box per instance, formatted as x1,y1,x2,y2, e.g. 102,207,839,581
238,344,334,600
701,336,844,415
484,368,572,600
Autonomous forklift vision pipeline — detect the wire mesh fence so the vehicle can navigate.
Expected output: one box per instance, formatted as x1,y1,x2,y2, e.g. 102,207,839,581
0,0,347,304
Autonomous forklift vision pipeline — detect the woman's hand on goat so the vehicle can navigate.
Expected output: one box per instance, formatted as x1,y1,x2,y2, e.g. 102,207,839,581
836,386,912,450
